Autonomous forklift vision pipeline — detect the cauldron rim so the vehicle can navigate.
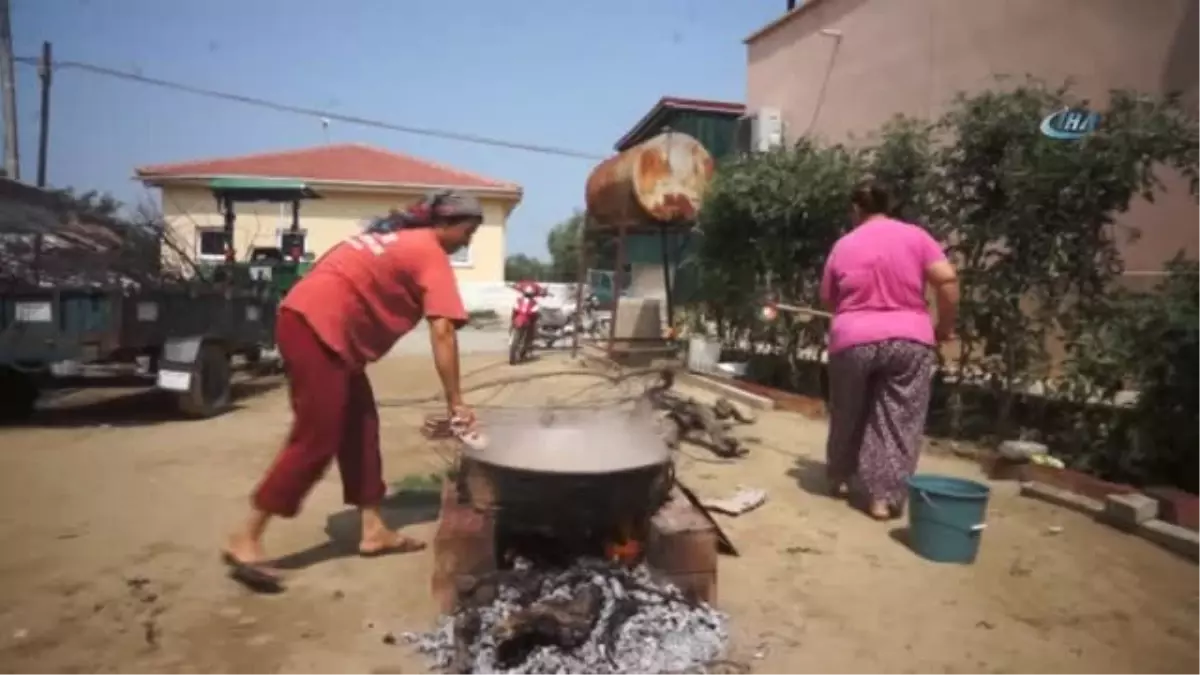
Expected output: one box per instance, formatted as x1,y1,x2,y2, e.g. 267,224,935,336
464,454,672,478
462,415,671,474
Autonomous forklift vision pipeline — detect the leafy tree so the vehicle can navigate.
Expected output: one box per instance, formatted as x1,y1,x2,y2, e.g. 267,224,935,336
693,77,1199,490
545,210,617,282
936,80,1198,435
861,116,939,228
545,211,585,282
696,139,864,389
1120,257,1199,491
504,253,547,281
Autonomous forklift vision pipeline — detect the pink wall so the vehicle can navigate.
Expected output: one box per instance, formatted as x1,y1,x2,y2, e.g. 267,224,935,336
746,0,1199,275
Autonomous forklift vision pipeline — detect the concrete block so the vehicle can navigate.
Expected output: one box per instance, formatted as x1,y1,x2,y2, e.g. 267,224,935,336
1143,486,1200,530
1103,493,1159,531
1019,481,1104,516
1138,519,1200,562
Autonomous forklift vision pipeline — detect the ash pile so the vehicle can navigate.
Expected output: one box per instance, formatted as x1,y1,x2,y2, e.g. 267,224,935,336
405,558,729,674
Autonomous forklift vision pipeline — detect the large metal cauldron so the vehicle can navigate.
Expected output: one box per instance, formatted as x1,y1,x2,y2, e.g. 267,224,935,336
458,408,673,536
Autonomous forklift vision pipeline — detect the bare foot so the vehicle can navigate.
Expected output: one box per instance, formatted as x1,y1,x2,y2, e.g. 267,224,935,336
867,500,891,521
358,529,427,558
832,482,850,499
224,533,270,566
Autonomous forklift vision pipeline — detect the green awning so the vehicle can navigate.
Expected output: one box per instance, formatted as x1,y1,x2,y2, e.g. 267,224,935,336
209,177,321,202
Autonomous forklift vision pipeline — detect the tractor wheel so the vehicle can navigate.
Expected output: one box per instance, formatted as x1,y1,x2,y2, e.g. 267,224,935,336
0,366,38,424
177,342,232,418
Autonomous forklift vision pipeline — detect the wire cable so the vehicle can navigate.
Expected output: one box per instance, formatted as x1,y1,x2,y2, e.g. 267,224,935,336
14,56,607,161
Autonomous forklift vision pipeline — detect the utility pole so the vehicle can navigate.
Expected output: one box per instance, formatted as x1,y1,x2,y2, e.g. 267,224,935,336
0,0,19,180
35,41,50,187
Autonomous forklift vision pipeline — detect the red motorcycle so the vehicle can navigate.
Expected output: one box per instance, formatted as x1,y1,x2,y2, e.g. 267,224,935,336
508,282,545,365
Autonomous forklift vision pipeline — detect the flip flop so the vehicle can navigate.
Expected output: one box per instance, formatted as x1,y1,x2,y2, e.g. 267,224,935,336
358,536,427,559
221,552,285,594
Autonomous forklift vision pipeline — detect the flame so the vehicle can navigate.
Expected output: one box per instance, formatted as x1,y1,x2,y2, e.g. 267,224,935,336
605,522,643,564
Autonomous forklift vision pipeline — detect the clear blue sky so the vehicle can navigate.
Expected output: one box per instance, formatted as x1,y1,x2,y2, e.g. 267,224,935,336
10,0,783,257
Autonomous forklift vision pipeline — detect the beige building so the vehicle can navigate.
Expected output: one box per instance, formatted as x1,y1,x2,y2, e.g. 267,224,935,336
135,143,523,285
744,0,1198,276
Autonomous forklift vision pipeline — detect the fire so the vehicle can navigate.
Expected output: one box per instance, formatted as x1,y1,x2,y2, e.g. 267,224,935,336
605,523,643,564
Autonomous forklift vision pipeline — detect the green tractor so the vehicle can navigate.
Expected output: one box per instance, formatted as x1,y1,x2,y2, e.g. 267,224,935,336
200,177,322,297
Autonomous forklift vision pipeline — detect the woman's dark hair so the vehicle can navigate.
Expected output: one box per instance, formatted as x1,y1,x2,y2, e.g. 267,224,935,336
364,191,484,234
849,180,893,216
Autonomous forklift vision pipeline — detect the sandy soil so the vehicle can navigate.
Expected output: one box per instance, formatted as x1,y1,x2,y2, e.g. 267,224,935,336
0,352,1195,674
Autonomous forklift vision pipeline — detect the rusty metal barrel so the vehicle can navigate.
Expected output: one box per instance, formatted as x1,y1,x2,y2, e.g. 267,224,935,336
584,131,714,229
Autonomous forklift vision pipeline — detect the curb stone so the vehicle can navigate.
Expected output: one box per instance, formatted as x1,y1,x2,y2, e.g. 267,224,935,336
1020,481,1199,563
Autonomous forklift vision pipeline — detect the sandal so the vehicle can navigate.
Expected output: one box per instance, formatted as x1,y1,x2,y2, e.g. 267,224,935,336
358,534,427,559
221,551,285,594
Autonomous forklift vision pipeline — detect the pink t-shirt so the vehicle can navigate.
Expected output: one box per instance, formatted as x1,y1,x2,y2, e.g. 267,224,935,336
820,216,946,355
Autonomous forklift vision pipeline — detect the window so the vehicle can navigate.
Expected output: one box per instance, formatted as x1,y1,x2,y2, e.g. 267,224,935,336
450,243,472,267
278,230,307,259
196,227,227,260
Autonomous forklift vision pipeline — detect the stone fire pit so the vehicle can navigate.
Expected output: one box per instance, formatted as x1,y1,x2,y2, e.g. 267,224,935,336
417,407,728,673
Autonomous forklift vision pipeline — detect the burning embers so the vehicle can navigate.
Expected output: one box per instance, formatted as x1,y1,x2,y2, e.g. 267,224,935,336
406,558,728,674
421,408,726,673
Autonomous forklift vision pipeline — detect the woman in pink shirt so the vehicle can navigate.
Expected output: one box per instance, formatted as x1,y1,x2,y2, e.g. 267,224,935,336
819,181,960,520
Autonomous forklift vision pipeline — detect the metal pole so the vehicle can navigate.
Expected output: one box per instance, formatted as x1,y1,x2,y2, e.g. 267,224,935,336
0,0,19,180
774,302,833,320
607,225,627,357
658,225,675,332
35,42,51,188
569,214,589,359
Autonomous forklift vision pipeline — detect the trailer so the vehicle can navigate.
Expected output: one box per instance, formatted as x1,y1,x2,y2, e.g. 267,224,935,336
0,177,319,423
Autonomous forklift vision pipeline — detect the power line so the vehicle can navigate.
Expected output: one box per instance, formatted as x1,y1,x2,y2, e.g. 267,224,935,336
13,56,607,161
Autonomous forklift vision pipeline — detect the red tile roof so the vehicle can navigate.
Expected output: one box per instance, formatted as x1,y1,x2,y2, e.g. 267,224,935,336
614,96,746,151
135,143,521,194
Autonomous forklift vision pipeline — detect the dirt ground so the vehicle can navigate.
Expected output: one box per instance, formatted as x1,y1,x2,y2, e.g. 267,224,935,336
0,352,1196,674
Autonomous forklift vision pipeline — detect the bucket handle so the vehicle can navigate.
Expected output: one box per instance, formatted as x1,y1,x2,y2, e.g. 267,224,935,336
916,489,987,533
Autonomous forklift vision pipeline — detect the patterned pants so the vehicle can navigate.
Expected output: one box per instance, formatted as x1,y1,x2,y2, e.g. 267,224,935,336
825,339,936,508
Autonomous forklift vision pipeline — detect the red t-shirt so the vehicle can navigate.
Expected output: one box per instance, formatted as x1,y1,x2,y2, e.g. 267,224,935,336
282,228,467,367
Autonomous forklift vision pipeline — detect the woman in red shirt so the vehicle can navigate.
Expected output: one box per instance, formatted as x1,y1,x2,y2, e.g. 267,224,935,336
221,190,483,592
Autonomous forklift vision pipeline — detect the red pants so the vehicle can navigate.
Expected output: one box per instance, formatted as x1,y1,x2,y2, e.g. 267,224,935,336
252,308,385,518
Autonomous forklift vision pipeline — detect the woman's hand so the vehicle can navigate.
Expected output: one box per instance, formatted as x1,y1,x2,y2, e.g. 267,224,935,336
449,404,476,428
449,405,487,451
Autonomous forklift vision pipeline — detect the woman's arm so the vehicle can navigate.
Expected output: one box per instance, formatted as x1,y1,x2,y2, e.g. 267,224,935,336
926,260,959,342
819,255,837,312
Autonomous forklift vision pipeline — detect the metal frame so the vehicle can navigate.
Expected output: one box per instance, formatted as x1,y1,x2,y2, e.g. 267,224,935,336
570,214,689,359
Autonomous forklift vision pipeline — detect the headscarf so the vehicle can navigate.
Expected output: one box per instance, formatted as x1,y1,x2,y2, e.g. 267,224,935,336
365,190,483,234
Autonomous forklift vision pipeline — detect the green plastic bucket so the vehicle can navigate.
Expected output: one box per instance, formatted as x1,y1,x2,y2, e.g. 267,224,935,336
906,474,991,564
